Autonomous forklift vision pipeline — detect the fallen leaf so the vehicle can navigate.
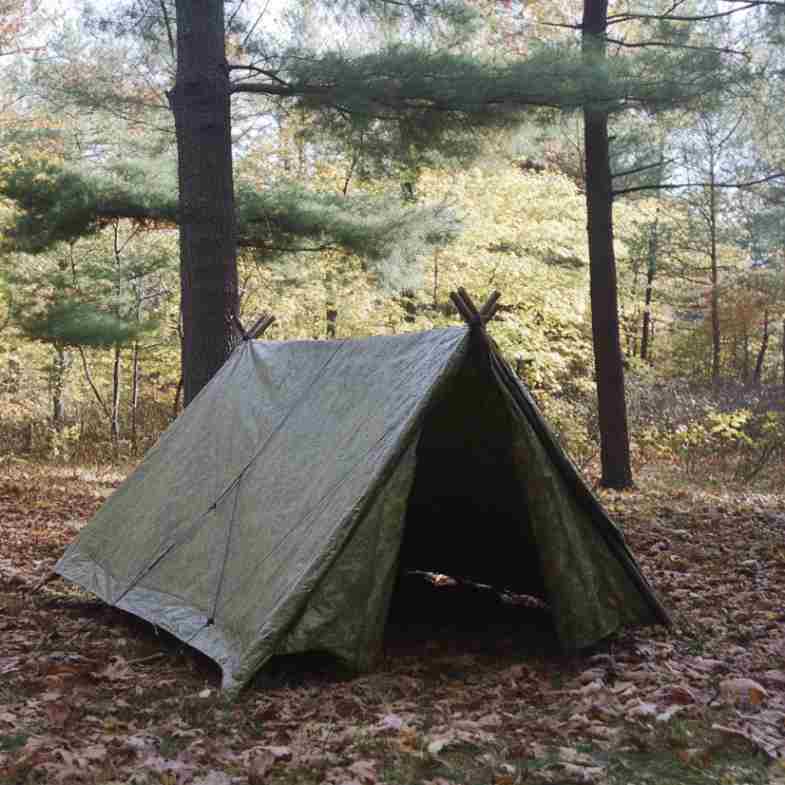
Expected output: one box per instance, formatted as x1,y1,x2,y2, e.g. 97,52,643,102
348,759,377,784
45,701,71,727
625,700,658,719
656,705,685,723
379,713,404,731
249,750,276,784
676,748,710,767
719,678,767,706
192,773,232,785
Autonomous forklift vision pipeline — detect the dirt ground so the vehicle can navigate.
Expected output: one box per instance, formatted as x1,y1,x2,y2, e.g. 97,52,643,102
1,461,784,784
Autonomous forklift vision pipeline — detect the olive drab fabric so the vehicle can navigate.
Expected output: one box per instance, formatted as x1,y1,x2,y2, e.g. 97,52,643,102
56,327,668,695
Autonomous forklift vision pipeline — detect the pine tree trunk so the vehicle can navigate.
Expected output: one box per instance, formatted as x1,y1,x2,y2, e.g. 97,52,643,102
582,0,632,489
753,309,769,386
169,0,239,406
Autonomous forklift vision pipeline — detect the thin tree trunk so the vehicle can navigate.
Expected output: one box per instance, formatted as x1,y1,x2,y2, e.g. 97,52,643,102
111,345,121,451
401,289,417,324
640,228,656,363
742,330,750,383
77,346,111,420
173,377,184,419
131,340,141,454
708,160,721,384
753,309,769,386
6,353,20,394
326,306,338,338
582,0,633,489
169,0,240,406
433,248,440,305
51,345,68,430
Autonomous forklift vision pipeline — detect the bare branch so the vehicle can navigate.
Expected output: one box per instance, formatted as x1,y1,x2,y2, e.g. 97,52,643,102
607,3,760,25
614,171,785,197
605,37,748,58
612,158,674,179
77,346,111,420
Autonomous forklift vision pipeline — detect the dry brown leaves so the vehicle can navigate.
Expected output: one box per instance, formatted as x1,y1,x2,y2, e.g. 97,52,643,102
0,462,784,784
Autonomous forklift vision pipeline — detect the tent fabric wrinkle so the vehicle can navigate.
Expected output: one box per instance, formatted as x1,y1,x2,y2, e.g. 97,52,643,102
55,324,669,696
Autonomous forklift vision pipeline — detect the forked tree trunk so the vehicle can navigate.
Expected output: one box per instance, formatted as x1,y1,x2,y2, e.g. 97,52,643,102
169,0,240,405
582,0,633,489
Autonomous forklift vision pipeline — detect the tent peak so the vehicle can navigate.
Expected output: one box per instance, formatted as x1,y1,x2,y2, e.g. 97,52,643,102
232,311,276,341
450,288,501,329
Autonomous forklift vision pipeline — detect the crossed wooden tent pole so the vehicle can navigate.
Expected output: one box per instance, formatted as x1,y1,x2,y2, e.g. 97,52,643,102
232,311,276,341
233,288,500,342
449,287,501,328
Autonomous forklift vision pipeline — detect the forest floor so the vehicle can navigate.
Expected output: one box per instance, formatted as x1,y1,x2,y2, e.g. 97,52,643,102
1,460,784,785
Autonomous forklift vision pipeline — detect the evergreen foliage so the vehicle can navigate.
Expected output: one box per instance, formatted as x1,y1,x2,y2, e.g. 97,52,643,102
0,158,458,280
18,300,150,347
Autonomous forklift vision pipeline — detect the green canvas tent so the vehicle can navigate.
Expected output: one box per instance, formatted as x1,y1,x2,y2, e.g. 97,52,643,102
55,292,669,695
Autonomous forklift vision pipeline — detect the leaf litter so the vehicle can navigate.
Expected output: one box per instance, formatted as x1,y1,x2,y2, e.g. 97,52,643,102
0,464,783,784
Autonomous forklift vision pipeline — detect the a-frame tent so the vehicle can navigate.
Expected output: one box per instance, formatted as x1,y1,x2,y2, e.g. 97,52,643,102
55,290,670,695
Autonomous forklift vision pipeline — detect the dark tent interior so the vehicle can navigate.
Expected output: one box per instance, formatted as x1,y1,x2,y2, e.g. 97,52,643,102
387,341,556,643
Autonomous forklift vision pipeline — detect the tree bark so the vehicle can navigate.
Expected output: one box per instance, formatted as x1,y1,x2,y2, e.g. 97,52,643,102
169,0,240,405
582,0,633,489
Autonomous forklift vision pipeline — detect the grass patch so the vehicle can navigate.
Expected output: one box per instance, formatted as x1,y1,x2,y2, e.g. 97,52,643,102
607,742,770,785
